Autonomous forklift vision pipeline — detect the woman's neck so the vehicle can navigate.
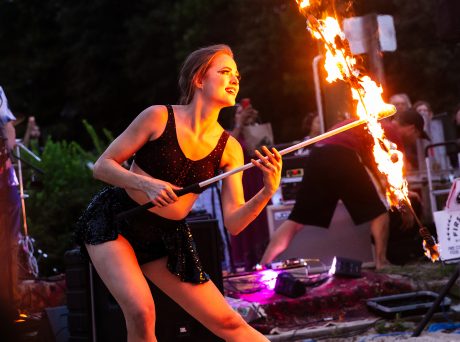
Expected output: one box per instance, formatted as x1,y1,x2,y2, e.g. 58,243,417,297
181,98,223,136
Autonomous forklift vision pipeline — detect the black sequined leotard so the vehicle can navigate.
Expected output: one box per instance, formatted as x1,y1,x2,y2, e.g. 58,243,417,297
75,105,230,284
134,104,230,193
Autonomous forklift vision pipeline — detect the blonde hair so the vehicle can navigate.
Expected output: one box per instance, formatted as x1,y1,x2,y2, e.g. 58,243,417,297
178,44,234,105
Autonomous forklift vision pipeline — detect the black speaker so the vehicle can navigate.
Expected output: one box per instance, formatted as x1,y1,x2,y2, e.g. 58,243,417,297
37,306,70,342
66,219,224,342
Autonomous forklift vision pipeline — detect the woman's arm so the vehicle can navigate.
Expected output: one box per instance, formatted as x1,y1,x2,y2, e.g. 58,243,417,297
220,137,282,235
93,105,179,207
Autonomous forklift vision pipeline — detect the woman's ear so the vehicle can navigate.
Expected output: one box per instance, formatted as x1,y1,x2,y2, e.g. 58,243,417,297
194,75,204,89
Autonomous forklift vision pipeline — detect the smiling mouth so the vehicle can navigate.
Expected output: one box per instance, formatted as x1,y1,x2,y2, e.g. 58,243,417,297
225,88,237,95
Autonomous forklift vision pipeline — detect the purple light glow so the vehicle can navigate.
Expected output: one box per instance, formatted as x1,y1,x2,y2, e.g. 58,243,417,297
258,269,280,290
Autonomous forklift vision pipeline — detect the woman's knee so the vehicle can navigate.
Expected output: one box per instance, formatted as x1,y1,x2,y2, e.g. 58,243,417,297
212,310,247,334
124,301,156,336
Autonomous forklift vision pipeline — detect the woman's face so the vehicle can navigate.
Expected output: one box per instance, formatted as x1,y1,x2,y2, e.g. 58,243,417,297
391,95,410,113
200,53,240,107
415,104,432,119
310,116,321,137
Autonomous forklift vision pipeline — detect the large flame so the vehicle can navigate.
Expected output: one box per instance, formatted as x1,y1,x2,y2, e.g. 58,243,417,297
307,14,408,207
296,2,439,261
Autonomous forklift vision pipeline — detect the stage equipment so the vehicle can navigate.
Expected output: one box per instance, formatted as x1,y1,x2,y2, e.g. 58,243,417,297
116,109,396,220
367,291,451,319
14,141,43,278
274,272,306,298
37,306,69,342
328,256,362,278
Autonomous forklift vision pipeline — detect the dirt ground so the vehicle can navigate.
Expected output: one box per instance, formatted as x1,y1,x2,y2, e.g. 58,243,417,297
267,261,460,341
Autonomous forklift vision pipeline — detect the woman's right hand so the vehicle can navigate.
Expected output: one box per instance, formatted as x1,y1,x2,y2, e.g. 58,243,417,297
141,177,181,208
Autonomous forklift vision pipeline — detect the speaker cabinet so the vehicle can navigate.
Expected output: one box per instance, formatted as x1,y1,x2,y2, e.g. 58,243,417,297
66,219,224,342
37,306,70,342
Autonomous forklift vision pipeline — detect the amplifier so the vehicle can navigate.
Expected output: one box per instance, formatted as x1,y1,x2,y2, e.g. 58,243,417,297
280,176,303,202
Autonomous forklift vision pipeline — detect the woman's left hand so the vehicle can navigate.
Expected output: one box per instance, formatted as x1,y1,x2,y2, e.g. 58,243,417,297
251,146,282,196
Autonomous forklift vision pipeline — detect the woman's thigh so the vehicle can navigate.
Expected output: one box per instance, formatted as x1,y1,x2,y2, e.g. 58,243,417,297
141,258,240,330
86,235,154,315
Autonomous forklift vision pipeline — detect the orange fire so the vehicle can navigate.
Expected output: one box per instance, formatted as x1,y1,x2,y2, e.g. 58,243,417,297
295,2,439,261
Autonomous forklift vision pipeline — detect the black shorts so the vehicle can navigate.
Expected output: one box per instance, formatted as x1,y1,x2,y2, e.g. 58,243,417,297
288,145,387,227
74,187,209,284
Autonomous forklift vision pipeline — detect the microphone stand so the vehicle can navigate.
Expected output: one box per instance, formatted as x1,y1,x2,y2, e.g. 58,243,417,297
14,140,40,277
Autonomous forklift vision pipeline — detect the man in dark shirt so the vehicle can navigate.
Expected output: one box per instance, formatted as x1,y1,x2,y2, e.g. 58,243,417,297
261,109,429,269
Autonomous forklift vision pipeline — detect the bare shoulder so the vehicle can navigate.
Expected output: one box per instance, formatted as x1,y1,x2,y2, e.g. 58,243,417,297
221,134,244,170
130,105,168,141
136,105,168,126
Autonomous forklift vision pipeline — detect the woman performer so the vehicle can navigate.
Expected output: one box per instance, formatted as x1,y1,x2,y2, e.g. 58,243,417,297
75,44,281,342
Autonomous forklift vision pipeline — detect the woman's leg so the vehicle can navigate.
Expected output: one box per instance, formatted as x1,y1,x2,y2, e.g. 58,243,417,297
142,258,268,342
86,235,157,342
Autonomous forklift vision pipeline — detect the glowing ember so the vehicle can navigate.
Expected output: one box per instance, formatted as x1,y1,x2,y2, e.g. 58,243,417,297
295,1,440,261
296,0,310,9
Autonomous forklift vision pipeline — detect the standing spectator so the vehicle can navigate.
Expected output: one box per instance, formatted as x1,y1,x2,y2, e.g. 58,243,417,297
389,93,412,114
296,112,322,156
229,100,271,270
413,100,433,132
0,86,21,319
448,103,460,168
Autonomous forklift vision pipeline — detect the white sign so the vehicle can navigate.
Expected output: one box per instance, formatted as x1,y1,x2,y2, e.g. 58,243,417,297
343,15,397,54
434,210,460,262
433,178,460,262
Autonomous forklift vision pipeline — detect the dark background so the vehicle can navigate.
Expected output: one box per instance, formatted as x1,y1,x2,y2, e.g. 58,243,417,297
1,0,459,145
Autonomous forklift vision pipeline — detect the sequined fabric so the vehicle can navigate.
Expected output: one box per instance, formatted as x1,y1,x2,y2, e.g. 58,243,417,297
75,187,210,284
134,105,229,193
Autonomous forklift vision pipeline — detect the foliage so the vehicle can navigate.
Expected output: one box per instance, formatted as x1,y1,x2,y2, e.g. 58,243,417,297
22,122,111,276
0,0,459,140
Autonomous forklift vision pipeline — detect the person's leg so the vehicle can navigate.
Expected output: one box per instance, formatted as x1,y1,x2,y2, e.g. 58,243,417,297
86,236,157,342
370,211,390,270
260,146,339,265
142,258,268,342
260,219,303,264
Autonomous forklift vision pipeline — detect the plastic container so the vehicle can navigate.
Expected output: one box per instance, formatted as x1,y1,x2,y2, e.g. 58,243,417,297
366,291,451,318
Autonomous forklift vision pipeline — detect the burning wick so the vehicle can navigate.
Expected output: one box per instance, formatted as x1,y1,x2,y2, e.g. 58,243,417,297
403,200,439,261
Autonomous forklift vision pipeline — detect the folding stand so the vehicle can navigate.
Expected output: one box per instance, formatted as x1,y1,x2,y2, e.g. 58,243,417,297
13,141,43,278
412,261,460,337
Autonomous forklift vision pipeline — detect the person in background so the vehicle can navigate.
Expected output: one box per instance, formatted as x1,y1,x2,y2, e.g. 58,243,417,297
295,112,322,156
389,93,412,114
413,101,433,132
75,45,280,341
260,109,429,270
451,103,460,141
389,93,420,169
22,116,41,148
229,99,271,271
0,86,21,319
448,103,460,168
13,114,42,149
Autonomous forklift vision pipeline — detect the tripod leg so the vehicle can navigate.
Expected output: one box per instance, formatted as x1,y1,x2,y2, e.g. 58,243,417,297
412,263,460,337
